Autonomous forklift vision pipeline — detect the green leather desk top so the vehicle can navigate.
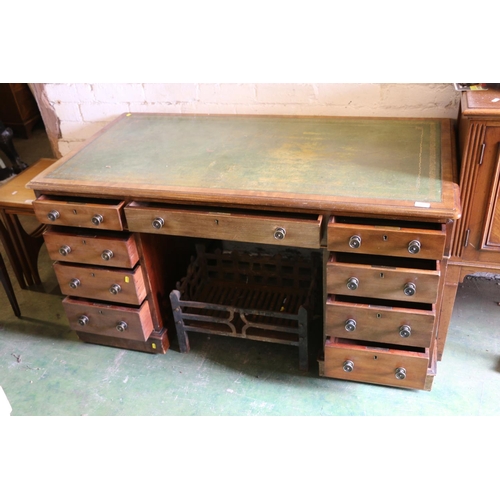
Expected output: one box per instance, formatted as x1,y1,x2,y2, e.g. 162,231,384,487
28,113,459,218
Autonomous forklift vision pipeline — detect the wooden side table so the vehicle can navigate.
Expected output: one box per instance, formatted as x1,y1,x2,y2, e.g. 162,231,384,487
0,158,56,288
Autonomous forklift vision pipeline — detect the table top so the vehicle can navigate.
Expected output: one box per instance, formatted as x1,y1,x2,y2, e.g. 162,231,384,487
28,114,460,219
462,89,500,116
0,158,56,209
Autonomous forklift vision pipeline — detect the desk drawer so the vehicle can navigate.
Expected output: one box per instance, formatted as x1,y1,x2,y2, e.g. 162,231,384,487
323,337,430,389
62,297,153,341
54,262,147,305
44,228,139,268
33,195,125,231
327,216,446,259
326,296,435,348
125,202,322,248
326,254,441,303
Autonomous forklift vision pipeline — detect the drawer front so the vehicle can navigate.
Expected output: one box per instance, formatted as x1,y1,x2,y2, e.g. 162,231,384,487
54,263,147,305
33,195,125,230
326,258,441,303
323,337,430,389
44,229,139,268
326,297,435,348
327,218,446,260
62,297,153,341
125,202,322,249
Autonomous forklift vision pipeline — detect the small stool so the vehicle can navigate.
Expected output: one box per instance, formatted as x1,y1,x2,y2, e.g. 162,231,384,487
0,251,20,316
0,158,57,288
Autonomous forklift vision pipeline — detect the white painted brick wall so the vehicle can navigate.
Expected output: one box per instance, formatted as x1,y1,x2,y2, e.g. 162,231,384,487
255,83,317,104
198,84,255,104
52,102,82,122
41,83,461,156
143,83,197,103
93,84,145,103
79,102,130,122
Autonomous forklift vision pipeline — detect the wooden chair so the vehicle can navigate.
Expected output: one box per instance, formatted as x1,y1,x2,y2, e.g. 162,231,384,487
0,250,20,317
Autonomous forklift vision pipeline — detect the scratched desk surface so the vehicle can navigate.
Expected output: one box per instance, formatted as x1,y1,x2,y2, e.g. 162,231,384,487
34,114,446,207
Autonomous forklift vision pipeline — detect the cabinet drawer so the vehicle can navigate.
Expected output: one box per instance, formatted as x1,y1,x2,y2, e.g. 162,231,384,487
327,216,446,259
54,262,147,305
323,337,430,389
33,195,125,230
62,297,153,341
44,228,139,268
326,254,441,303
125,202,322,249
326,296,435,348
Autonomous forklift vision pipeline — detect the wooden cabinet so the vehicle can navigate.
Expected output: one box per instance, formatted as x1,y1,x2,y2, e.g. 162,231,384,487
436,90,500,360
452,90,500,266
28,113,461,390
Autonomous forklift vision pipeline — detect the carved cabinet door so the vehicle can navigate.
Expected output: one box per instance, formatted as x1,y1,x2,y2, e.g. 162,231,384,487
462,125,500,263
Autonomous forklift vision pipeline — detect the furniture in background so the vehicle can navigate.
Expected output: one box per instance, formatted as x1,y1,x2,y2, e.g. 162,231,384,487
437,89,500,357
0,119,29,178
28,114,461,390
0,158,56,288
0,83,41,139
453,89,500,270
0,234,21,317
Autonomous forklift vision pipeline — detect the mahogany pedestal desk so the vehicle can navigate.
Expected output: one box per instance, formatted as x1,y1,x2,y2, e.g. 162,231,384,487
0,158,56,289
28,114,461,390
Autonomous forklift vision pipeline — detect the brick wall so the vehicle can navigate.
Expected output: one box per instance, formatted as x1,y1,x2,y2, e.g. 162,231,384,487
41,83,461,156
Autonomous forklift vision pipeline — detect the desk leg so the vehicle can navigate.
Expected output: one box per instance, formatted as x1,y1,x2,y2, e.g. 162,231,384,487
436,264,461,361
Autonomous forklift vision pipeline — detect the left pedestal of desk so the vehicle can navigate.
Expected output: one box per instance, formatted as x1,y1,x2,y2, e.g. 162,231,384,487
32,195,171,354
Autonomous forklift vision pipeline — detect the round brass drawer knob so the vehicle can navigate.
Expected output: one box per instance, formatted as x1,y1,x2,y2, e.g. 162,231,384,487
274,227,286,240
345,319,357,332
343,360,354,372
399,325,412,338
395,367,407,380
69,278,81,289
59,245,71,256
346,277,359,291
408,240,421,254
91,214,104,226
47,210,60,221
109,284,122,295
101,249,114,261
349,235,362,249
152,217,164,230
116,321,128,332
403,282,416,296
78,315,89,327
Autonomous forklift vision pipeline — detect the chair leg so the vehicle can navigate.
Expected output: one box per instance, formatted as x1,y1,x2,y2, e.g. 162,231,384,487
0,252,21,317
